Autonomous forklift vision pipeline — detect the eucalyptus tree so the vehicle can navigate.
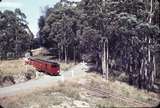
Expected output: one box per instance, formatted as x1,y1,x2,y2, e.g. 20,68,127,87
38,0,160,90
79,0,110,79
38,1,80,63
0,9,33,59
140,0,160,89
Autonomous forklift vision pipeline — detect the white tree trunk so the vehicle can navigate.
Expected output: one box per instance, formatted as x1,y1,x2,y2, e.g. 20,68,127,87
103,0,105,7
139,59,144,88
102,0,105,12
58,48,61,62
149,0,154,89
74,47,76,64
148,38,151,62
144,59,148,88
65,47,67,63
102,40,106,78
151,55,156,87
102,39,109,82
149,0,153,24
106,38,109,82
148,0,153,62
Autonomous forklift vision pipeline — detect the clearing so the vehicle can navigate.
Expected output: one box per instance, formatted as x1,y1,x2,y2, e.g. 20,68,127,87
0,59,159,108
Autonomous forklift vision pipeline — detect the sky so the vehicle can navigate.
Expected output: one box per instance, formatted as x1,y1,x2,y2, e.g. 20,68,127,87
0,0,80,36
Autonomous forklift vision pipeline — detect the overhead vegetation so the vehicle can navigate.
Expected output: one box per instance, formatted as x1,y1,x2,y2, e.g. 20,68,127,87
0,9,33,59
38,0,160,90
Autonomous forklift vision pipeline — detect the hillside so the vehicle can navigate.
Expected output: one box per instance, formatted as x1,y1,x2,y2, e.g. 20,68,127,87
0,72,159,108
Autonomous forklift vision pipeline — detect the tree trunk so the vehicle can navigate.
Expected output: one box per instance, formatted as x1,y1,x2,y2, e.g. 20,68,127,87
139,59,144,89
58,47,61,62
106,38,109,82
149,0,153,24
101,0,105,12
151,55,156,88
62,45,64,61
129,55,133,85
65,47,67,63
148,38,151,62
147,0,153,90
74,46,76,64
148,0,153,62
102,40,107,80
144,59,148,89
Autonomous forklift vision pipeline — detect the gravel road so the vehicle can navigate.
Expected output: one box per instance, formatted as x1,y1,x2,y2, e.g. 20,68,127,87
0,62,89,98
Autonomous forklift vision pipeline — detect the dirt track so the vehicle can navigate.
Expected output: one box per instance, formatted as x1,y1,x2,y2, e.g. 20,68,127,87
0,62,89,98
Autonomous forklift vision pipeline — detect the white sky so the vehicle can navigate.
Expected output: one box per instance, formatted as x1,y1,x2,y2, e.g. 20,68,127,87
0,0,81,36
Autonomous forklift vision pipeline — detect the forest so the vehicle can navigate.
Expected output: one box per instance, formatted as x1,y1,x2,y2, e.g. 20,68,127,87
0,0,160,91
0,9,33,59
38,0,160,90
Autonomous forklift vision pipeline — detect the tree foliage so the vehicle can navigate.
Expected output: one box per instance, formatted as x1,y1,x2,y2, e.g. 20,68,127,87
38,0,160,90
0,9,33,59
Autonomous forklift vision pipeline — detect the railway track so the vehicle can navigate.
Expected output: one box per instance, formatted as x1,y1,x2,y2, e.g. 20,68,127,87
81,84,157,107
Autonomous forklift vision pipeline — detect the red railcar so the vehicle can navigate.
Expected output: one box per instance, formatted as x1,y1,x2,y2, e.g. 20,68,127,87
25,58,60,76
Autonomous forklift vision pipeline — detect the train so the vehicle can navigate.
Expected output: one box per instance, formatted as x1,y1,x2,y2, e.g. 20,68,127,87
25,57,60,76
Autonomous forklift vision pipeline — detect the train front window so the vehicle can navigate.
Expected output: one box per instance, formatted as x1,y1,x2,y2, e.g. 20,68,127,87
51,63,59,68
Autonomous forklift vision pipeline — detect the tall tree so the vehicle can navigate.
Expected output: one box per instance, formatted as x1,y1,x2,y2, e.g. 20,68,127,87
38,0,160,91
0,9,33,59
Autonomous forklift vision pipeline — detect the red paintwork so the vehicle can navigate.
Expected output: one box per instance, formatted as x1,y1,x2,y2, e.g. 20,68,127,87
25,58,60,75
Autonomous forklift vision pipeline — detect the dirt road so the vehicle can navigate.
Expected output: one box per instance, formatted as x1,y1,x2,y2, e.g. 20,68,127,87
0,62,89,98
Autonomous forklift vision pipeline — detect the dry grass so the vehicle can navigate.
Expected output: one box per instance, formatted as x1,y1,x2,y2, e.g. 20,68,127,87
52,80,81,99
56,61,75,71
11,74,158,108
0,59,34,76
0,58,75,76
84,73,160,107
0,70,159,108
0,79,81,108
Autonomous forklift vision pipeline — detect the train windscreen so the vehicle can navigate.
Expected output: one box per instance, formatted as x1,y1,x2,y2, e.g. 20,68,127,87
51,63,59,67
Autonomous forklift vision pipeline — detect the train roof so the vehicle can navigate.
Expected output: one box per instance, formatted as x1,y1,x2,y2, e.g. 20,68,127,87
29,57,59,65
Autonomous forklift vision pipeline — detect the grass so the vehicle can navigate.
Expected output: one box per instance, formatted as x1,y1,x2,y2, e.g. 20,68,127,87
50,80,81,100
1,74,159,108
95,99,126,108
3,92,65,108
56,61,75,71
0,58,75,76
0,70,159,108
84,73,160,107
0,79,81,108
0,59,34,76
